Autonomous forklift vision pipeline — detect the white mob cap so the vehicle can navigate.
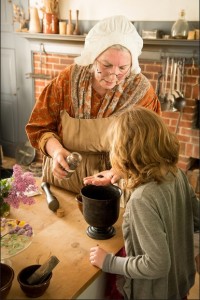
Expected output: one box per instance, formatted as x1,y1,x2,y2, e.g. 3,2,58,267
75,15,143,74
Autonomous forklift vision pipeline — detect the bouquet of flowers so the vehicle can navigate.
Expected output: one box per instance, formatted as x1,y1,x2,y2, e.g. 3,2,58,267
0,164,38,216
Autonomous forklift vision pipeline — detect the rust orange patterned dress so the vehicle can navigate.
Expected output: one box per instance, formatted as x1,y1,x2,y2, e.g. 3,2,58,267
26,64,160,194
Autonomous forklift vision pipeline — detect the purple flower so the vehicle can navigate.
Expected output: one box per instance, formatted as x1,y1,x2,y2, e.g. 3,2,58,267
1,164,37,209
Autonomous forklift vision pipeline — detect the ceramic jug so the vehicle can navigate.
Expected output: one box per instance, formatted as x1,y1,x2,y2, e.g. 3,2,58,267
43,13,58,34
29,7,41,33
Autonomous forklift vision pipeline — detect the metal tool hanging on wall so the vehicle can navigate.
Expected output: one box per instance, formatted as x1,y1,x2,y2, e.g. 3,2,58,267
157,56,187,112
25,43,51,79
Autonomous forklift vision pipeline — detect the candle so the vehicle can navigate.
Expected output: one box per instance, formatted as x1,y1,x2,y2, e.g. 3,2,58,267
59,21,66,35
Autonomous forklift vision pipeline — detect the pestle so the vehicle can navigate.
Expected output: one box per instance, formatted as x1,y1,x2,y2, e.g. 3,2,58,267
27,256,60,285
41,182,60,212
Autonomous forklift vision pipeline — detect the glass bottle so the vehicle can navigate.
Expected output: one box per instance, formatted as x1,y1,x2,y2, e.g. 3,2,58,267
66,152,82,178
171,10,189,39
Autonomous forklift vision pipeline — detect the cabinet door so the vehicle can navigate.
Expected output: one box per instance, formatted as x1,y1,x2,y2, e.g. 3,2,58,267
1,48,18,156
1,0,34,158
1,0,13,32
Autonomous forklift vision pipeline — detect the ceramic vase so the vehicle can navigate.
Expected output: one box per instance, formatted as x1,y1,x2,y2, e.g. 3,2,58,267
29,7,41,33
43,13,58,34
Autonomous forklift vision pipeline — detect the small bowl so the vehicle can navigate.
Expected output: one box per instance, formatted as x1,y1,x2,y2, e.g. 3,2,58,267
0,263,15,300
17,264,52,298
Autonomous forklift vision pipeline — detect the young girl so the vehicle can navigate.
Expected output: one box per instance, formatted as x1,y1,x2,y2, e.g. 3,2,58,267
89,107,200,300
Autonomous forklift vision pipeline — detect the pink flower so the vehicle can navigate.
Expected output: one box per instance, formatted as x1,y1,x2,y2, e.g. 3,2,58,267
2,164,38,209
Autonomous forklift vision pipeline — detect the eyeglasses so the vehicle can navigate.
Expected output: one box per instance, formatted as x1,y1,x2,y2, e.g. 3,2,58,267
95,60,131,79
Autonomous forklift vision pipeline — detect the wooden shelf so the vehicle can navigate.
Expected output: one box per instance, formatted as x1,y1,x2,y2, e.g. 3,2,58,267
140,39,199,62
15,32,86,43
15,32,199,62
16,32,199,46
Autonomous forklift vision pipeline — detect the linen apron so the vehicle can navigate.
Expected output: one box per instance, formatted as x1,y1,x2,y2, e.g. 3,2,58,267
42,111,131,206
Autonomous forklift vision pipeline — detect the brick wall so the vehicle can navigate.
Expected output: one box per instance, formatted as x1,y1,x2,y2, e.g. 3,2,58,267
140,59,199,171
33,52,200,174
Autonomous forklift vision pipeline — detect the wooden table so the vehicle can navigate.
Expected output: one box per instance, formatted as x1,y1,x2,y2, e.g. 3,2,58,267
5,179,124,299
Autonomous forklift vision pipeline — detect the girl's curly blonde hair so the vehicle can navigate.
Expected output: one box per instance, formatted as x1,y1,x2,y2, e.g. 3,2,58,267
108,107,180,189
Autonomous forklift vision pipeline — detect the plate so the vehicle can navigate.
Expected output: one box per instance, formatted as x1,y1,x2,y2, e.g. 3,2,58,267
0,218,33,260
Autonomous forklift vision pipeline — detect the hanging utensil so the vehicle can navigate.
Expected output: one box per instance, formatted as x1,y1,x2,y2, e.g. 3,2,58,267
180,57,185,94
164,56,169,96
175,109,183,133
157,72,162,96
165,58,175,108
173,57,186,133
157,58,165,102
161,57,171,111
171,59,177,94
25,43,51,80
173,58,186,112
176,60,181,92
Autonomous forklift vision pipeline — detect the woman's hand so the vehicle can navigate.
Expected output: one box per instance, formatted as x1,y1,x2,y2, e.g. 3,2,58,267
45,137,71,179
83,169,121,186
90,246,108,268
52,147,71,179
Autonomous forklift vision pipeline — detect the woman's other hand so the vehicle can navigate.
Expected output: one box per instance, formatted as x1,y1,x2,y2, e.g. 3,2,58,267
90,246,108,268
83,169,121,186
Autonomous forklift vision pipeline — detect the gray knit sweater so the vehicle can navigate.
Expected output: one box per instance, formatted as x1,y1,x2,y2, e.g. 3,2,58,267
102,169,200,299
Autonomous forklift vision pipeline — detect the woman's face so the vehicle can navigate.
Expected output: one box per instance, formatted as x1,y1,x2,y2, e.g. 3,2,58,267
93,48,132,90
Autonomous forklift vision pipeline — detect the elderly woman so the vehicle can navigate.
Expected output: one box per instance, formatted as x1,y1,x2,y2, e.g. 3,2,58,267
26,15,160,197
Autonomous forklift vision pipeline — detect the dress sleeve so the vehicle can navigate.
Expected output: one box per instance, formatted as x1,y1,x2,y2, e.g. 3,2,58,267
26,66,72,154
136,84,161,115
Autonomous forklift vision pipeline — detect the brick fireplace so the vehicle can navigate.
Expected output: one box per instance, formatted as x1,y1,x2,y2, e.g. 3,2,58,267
32,51,199,191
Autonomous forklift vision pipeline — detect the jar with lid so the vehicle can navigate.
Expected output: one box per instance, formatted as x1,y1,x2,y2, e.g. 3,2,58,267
171,9,189,39
66,152,82,178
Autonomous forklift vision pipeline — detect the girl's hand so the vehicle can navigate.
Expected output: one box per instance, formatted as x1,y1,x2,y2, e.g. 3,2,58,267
89,246,108,268
83,170,121,186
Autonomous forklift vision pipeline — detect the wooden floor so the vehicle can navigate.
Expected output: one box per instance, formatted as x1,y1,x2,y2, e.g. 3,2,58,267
188,273,200,299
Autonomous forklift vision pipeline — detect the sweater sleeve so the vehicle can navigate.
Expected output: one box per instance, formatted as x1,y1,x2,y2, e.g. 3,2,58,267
102,254,129,275
103,189,171,280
